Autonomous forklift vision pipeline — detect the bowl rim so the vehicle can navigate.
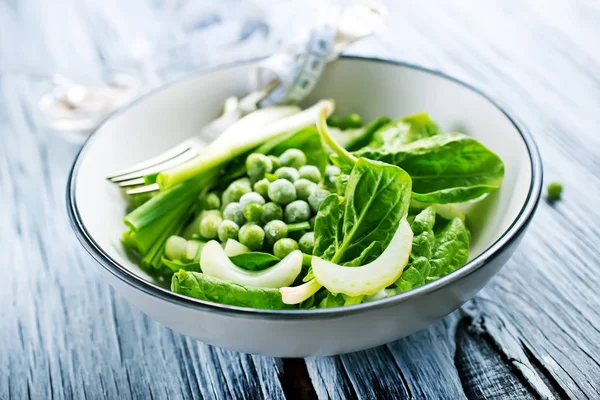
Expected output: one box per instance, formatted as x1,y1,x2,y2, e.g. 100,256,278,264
67,55,543,320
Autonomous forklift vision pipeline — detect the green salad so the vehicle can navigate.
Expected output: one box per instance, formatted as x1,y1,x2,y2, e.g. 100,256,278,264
121,99,504,310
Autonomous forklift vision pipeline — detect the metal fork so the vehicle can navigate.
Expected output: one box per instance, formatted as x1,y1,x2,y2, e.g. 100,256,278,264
106,81,278,194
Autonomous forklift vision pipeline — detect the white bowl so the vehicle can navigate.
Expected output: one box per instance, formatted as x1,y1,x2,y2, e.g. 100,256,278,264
67,56,542,357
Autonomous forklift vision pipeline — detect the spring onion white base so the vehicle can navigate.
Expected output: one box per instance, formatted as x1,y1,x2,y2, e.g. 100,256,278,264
312,218,413,296
201,240,302,288
280,279,323,305
223,239,249,257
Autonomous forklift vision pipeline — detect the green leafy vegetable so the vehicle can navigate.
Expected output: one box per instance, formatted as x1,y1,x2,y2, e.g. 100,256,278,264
162,257,201,273
344,116,390,151
312,194,342,261
229,252,281,271
328,157,412,265
409,207,436,260
429,217,470,277
352,133,505,203
171,271,294,310
369,113,441,148
395,207,436,291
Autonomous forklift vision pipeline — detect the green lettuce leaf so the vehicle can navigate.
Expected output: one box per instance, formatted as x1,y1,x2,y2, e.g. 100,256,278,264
430,217,470,277
344,116,391,152
313,157,412,266
410,207,436,260
369,113,441,148
171,271,294,310
229,252,280,271
162,257,201,273
353,133,504,203
312,194,343,261
396,207,436,291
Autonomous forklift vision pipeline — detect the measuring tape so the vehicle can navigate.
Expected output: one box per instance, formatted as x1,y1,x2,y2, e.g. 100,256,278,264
250,1,387,108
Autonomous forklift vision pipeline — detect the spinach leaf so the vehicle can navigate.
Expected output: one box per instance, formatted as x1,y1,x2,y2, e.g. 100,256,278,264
369,113,441,148
410,207,436,260
353,133,504,203
395,207,436,291
162,257,201,273
256,126,329,173
344,116,391,152
171,270,294,310
430,217,470,277
396,211,470,292
312,194,343,260
313,158,412,266
229,252,280,271
395,262,426,292
317,292,346,308
336,158,412,264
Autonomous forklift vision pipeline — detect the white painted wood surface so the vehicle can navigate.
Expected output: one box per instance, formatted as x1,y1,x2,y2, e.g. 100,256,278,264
1,0,599,398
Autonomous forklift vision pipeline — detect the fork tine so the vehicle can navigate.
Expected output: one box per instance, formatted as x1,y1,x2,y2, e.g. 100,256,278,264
107,142,195,181
117,177,145,187
109,147,200,183
126,183,160,195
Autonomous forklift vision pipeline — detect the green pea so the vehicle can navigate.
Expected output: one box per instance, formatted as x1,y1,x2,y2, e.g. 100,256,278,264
298,232,315,254
197,192,220,210
279,149,307,169
165,235,187,261
240,192,265,208
200,213,222,240
342,113,363,129
326,114,343,128
273,238,299,259
218,220,239,242
269,155,282,171
222,178,252,206
243,203,264,222
239,223,265,251
298,165,322,183
253,178,270,199
261,202,284,224
223,202,245,227
285,200,311,224
274,167,300,182
264,220,288,245
308,189,331,213
547,182,563,201
294,178,318,201
268,179,297,205
246,153,273,182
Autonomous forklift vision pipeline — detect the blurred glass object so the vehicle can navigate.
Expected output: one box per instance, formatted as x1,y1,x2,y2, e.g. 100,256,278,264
36,71,141,143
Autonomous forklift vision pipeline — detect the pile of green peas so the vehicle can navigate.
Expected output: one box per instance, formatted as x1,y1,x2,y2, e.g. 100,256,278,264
189,148,344,259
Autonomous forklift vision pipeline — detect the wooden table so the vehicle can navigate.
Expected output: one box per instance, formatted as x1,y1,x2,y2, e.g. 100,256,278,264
2,1,599,398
